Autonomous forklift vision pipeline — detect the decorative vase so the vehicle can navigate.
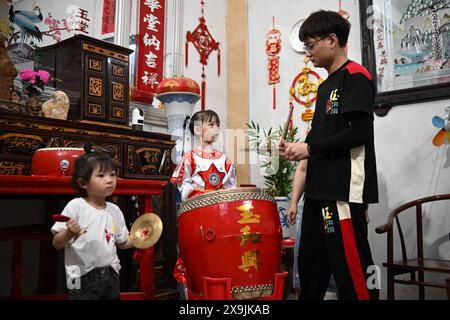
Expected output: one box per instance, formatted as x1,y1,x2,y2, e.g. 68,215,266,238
155,76,201,136
24,88,42,116
274,196,296,239
155,76,201,164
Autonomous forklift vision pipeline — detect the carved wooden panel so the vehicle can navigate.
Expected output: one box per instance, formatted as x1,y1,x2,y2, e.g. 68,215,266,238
88,77,103,97
112,82,124,101
0,113,175,180
0,133,45,155
125,145,172,178
111,106,124,119
87,103,104,116
64,139,121,176
0,161,31,175
88,58,103,72
112,64,124,78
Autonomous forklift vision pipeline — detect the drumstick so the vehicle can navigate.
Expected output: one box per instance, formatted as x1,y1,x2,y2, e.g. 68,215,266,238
282,102,294,141
52,214,87,236
52,214,70,222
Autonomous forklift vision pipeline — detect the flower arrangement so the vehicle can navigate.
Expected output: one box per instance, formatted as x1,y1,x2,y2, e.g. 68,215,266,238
19,68,51,96
246,121,299,197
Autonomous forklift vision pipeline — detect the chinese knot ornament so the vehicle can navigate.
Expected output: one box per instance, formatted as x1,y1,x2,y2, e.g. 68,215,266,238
266,17,282,110
185,0,220,111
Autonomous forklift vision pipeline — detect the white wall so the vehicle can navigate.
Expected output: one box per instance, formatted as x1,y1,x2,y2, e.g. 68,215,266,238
181,0,228,151
248,0,450,299
371,101,450,299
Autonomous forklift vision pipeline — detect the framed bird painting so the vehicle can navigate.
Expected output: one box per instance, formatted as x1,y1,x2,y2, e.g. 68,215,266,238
4,1,96,63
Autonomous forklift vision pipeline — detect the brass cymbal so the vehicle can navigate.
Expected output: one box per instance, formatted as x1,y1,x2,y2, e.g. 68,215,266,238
130,213,163,249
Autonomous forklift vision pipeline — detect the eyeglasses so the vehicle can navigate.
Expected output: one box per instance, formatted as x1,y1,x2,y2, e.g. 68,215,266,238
303,35,329,53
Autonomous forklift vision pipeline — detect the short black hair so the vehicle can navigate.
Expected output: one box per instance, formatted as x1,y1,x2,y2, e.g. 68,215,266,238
299,10,351,47
72,151,117,197
189,110,220,136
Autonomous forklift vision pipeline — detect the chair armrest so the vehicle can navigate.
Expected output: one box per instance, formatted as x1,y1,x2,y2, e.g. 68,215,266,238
375,223,391,234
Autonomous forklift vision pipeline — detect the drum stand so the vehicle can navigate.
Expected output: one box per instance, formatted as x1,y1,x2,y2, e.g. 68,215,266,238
184,272,288,300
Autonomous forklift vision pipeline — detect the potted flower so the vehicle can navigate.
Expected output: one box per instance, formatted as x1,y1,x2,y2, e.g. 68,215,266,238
246,121,299,238
19,68,51,115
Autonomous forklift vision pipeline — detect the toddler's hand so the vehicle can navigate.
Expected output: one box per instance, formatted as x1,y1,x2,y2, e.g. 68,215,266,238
66,218,81,235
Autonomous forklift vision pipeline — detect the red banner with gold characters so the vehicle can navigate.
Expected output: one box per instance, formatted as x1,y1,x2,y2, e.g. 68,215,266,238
134,0,166,103
101,0,115,35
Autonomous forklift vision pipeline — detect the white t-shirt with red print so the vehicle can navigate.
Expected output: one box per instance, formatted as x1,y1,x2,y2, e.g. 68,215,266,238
171,149,237,201
51,197,129,279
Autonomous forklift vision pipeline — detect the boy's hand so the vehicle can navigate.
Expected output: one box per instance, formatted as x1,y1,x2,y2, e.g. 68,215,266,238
66,218,81,235
279,139,287,157
287,205,298,225
284,142,310,161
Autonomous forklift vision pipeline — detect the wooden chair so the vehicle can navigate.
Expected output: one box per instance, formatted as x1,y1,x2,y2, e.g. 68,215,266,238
376,194,450,299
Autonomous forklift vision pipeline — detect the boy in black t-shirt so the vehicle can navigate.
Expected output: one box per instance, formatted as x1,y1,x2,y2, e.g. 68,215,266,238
280,10,379,300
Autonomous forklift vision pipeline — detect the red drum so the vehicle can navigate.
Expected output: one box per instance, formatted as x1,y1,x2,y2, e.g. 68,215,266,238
178,188,283,299
32,147,85,176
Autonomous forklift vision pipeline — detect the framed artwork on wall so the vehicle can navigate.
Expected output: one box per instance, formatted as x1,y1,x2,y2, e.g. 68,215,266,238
359,0,450,110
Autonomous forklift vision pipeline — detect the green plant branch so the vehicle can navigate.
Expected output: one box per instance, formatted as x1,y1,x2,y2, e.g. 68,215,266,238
246,121,299,197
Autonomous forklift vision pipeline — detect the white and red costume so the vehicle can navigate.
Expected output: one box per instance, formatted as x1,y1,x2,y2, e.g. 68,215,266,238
171,148,237,201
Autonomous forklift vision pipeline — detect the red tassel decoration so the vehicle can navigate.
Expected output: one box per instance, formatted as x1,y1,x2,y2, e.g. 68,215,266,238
273,85,276,109
185,39,189,67
218,48,221,77
201,78,206,111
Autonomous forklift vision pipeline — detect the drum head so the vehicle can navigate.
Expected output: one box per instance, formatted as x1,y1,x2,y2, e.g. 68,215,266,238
179,187,275,216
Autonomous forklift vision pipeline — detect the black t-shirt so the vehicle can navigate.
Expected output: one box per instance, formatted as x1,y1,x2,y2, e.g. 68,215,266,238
305,60,378,203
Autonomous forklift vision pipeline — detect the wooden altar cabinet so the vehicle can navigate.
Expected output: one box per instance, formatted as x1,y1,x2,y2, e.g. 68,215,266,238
0,175,168,300
0,110,178,299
